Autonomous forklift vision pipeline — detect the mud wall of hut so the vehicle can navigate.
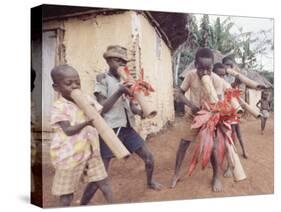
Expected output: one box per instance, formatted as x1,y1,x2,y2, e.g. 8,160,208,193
41,11,175,138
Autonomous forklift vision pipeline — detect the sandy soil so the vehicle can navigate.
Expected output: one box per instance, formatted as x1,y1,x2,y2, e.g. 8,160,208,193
35,115,274,207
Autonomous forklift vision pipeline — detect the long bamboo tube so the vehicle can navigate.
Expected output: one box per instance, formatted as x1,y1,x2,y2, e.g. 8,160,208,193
201,76,246,181
201,75,243,113
117,67,157,119
71,89,130,159
239,98,262,118
226,68,259,89
201,75,219,104
225,141,247,181
230,98,244,114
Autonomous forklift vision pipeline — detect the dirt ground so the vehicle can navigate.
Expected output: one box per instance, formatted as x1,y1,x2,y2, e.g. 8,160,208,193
38,115,274,207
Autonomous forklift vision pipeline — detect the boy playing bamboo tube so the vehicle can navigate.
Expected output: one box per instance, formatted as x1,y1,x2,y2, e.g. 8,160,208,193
50,65,113,206
171,48,229,192
256,91,272,135
223,56,266,90
213,63,248,160
212,63,248,179
223,56,266,156
93,45,162,191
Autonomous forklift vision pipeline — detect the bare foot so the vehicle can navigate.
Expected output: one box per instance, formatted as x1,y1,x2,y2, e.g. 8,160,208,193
148,179,162,190
212,177,223,192
170,174,180,188
223,168,233,178
261,131,264,135
242,151,248,159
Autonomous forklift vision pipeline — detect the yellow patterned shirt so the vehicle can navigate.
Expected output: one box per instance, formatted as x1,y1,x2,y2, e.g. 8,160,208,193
50,94,102,170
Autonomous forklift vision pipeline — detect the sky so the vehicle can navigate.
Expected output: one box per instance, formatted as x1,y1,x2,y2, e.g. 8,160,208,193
194,14,274,72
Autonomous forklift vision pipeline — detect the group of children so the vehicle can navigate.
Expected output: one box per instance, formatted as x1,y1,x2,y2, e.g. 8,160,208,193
48,45,161,206
43,45,272,206
171,49,272,190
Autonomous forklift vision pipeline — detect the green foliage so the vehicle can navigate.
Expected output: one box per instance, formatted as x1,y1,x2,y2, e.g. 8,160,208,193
188,15,238,55
173,14,273,86
213,17,236,54
186,15,200,49
175,14,273,72
199,15,212,47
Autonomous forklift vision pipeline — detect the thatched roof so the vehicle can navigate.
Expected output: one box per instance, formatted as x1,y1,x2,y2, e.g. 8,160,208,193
239,69,273,88
179,50,272,88
40,4,188,50
145,11,188,50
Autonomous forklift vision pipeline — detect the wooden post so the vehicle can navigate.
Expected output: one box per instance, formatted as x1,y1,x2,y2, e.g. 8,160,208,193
70,89,130,159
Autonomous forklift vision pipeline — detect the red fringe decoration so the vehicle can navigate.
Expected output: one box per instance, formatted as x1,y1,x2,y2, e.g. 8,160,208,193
123,66,155,99
188,88,241,176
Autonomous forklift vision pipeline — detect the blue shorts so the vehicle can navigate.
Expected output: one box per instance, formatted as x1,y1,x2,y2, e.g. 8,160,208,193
99,127,145,159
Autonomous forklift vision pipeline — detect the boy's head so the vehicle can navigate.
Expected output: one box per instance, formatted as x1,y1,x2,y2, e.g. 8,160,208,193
194,48,214,78
103,45,128,74
222,56,235,69
51,64,81,101
261,91,269,100
213,63,226,78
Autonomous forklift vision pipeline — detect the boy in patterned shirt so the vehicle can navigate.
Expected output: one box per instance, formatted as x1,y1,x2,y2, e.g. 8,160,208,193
50,65,113,206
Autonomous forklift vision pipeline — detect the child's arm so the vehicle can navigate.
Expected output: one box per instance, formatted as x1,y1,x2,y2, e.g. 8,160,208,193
57,119,93,136
95,82,133,114
174,88,199,114
256,100,261,110
269,100,273,111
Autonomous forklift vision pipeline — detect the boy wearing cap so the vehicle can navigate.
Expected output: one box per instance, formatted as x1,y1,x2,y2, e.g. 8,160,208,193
93,45,161,191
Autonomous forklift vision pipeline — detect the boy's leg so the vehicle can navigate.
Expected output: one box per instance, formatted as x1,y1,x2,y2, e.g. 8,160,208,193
96,178,114,203
81,178,113,205
171,139,191,188
53,163,86,206
80,182,98,205
102,157,112,171
135,144,162,190
210,142,223,192
60,193,74,206
80,157,112,205
261,117,267,134
235,124,248,159
263,118,267,131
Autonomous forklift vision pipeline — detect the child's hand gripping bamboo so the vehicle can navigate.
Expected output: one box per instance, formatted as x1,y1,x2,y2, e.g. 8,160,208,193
70,89,130,159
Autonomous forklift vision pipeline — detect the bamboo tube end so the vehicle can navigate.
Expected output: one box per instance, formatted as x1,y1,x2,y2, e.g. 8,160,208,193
234,177,247,182
237,108,244,114
70,89,131,159
145,111,157,119
201,75,219,104
116,152,130,159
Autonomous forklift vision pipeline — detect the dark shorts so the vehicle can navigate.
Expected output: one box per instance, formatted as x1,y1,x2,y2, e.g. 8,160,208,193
100,127,145,159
